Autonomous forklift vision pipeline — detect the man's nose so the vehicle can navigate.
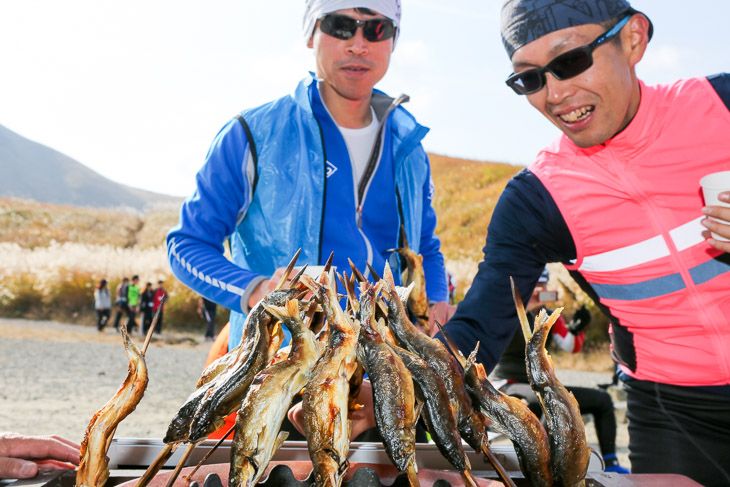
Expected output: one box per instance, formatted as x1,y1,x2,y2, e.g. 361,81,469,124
346,28,369,55
544,72,575,104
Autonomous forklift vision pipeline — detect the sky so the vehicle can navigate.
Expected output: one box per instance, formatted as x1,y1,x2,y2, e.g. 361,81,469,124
1,1,728,197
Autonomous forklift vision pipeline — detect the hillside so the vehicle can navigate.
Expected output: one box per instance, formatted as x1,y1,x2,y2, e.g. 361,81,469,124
0,123,181,211
0,154,522,255
429,154,523,262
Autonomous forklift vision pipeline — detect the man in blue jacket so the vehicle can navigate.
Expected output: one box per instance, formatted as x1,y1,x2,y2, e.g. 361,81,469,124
167,0,451,353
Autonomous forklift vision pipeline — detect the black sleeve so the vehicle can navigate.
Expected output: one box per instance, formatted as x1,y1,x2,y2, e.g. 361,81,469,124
438,169,576,373
708,73,730,112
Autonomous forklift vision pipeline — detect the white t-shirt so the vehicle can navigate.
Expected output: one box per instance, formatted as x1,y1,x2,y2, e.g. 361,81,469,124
337,107,380,185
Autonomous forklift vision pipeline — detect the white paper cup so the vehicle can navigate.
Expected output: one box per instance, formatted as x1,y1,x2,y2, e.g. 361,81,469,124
700,170,730,242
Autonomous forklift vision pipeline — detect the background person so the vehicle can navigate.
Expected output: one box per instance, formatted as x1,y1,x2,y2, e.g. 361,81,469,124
198,297,217,341
140,282,155,336
491,268,629,474
441,1,730,484
93,279,111,332
112,277,129,332
125,275,140,334
0,432,80,480
152,280,167,334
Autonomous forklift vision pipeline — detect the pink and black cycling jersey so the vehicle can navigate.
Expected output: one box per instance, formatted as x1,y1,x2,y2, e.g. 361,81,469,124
443,74,730,389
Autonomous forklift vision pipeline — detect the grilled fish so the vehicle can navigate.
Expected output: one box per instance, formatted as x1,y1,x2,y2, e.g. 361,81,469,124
302,272,360,487
512,280,589,487
440,329,553,487
388,345,477,487
357,283,420,487
229,298,322,487
390,226,430,332
381,264,488,453
77,325,148,487
186,287,304,443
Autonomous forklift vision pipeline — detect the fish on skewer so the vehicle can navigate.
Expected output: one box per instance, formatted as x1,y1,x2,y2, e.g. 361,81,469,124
77,324,150,487
229,298,322,487
188,284,309,443
512,278,590,487
301,271,360,487
438,321,553,487
380,264,488,453
387,344,477,487
389,225,430,332
357,283,420,487
380,265,518,486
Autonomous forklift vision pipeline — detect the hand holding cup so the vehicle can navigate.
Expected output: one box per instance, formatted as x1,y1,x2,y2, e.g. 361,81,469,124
700,171,730,251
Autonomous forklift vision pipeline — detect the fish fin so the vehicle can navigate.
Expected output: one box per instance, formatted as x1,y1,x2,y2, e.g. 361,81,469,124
399,224,410,250
348,259,367,283
323,251,334,275
510,277,533,341
413,400,424,423
382,261,396,290
461,470,478,487
276,249,301,290
366,261,382,281
405,462,420,487
436,320,468,370
274,431,289,452
395,283,414,306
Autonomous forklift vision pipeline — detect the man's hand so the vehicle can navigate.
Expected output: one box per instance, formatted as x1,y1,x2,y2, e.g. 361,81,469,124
428,301,456,337
0,432,80,479
247,267,291,309
287,380,377,440
702,190,730,253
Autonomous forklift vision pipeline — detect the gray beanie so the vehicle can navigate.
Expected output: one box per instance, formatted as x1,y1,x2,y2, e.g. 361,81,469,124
501,0,653,59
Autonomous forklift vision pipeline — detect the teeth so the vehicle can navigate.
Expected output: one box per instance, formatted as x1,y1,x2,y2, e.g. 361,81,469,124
559,106,593,123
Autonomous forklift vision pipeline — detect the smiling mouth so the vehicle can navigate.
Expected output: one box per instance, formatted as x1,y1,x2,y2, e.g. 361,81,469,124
559,106,594,123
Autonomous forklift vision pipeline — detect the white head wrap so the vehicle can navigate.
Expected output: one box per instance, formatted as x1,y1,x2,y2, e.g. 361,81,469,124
303,0,402,47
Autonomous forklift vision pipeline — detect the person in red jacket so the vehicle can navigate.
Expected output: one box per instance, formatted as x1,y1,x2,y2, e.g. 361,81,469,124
152,280,167,334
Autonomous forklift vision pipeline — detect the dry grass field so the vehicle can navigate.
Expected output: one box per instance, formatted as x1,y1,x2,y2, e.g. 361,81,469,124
0,155,610,348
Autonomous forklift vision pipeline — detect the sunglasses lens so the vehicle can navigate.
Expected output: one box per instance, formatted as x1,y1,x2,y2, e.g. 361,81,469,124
321,15,357,40
549,47,593,79
507,70,543,95
320,15,395,42
362,19,395,42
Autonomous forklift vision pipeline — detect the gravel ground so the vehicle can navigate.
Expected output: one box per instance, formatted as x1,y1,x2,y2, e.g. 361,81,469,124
0,317,630,470
0,318,211,442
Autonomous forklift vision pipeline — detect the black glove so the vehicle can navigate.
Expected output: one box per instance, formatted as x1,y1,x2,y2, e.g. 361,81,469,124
567,305,591,335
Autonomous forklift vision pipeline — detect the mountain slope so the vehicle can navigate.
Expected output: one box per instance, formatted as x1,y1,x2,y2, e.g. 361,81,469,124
0,123,180,210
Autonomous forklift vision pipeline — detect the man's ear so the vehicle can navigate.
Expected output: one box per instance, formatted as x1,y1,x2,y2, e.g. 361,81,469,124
624,13,651,67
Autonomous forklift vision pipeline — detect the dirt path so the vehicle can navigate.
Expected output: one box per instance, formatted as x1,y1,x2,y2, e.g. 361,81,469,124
0,318,210,442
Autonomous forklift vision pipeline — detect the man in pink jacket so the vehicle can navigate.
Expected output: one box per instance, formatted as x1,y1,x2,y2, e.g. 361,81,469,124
443,1,730,484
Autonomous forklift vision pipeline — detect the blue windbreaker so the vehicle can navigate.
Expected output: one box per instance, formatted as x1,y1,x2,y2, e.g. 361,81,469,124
167,74,447,350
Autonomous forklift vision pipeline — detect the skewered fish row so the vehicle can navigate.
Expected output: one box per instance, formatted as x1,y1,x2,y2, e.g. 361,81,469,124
80,249,592,487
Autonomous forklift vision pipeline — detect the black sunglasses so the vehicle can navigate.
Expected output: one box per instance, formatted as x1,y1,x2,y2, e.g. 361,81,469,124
319,14,396,43
506,14,631,95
